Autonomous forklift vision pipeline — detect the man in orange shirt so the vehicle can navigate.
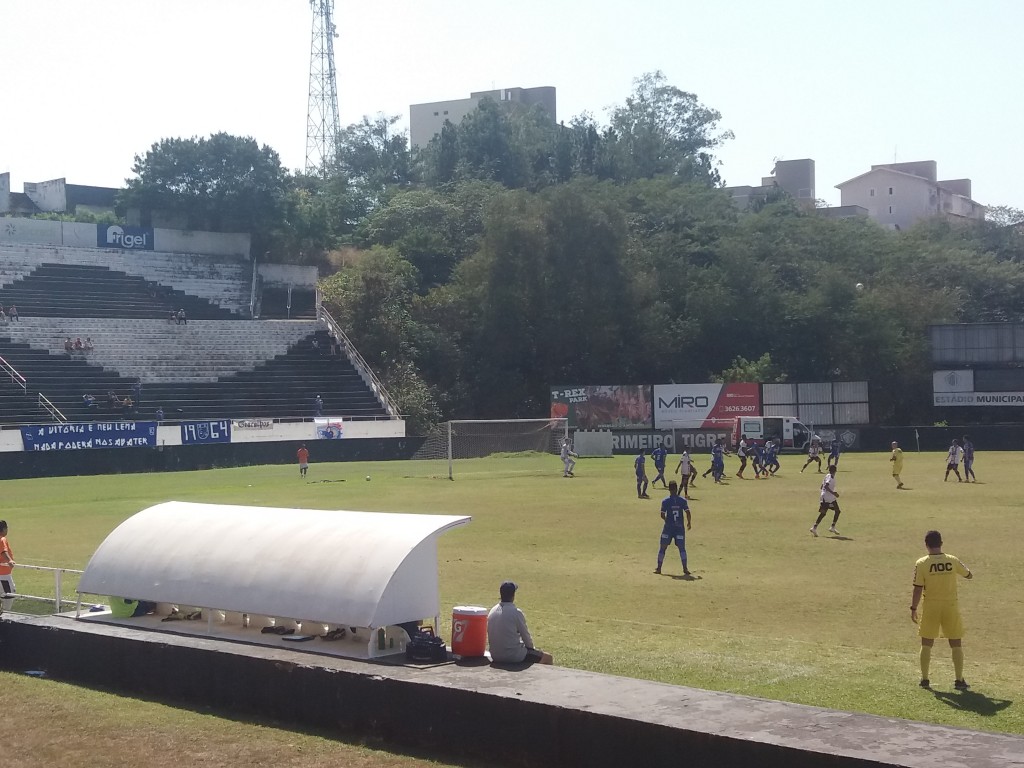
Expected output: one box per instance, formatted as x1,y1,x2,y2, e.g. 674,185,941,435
297,444,310,478
0,520,16,614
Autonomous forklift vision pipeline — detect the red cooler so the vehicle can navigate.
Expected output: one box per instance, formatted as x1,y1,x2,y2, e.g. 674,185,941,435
451,605,488,657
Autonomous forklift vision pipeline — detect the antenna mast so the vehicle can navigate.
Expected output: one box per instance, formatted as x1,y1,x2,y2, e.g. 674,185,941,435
306,0,341,175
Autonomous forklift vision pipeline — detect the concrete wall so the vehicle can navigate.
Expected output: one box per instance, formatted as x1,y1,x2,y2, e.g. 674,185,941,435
839,171,935,230
0,217,62,244
2,616,1019,768
0,172,10,213
258,262,318,288
24,178,67,212
410,98,480,147
153,228,250,259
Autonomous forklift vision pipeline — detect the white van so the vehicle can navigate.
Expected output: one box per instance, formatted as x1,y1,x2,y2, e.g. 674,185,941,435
732,417,811,453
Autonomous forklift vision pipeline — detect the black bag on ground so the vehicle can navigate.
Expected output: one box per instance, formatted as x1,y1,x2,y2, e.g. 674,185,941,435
406,626,448,662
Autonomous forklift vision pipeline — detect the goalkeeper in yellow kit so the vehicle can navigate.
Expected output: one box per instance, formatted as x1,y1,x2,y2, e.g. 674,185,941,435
910,530,973,690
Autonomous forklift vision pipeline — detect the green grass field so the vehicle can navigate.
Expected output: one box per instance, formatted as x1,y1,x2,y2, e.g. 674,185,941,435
3,450,1022,738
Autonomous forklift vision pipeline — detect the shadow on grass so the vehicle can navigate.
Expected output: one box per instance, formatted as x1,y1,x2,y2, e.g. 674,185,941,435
930,688,1013,716
669,574,701,582
827,535,855,542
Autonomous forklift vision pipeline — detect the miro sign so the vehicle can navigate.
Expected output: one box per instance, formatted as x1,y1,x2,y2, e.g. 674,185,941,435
97,224,154,250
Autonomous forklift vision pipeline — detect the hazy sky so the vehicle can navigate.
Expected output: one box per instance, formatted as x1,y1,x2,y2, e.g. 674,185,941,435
1,0,1021,208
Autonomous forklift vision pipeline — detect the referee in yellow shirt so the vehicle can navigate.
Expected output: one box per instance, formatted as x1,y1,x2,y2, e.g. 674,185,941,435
911,530,973,690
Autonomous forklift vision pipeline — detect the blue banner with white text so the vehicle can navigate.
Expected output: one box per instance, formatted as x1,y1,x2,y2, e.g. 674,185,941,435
180,420,231,445
97,224,154,250
21,422,157,451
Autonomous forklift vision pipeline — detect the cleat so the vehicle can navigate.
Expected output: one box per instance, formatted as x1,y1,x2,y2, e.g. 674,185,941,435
653,568,661,574
920,679,930,689
954,679,970,691
683,570,692,577
809,527,818,537
829,526,839,535
640,493,650,499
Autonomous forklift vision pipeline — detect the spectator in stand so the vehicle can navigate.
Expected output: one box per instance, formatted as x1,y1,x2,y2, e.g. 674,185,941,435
131,380,143,407
64,337,74,352
314,394,324,417
311,338,320,354
7,305,17,322
155,406,165,422
84,337,94,351
168,310,177,324
106,391,118,409
73,337,84,351
176,308,187,325
82,394,96,408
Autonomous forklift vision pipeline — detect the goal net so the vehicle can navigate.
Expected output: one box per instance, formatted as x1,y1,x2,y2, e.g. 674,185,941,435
411,418,569,480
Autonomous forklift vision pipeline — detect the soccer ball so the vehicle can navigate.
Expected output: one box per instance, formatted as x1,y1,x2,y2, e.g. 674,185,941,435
855,282,865,291
365,475,371,481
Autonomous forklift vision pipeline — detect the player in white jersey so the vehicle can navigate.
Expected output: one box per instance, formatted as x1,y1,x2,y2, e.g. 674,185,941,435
675,451,693,498
809,465,842,536
943,440,963,483
560,438,577,477
801,438,823,474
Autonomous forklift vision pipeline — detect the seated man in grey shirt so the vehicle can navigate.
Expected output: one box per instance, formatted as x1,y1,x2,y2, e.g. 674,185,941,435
486,581,553,665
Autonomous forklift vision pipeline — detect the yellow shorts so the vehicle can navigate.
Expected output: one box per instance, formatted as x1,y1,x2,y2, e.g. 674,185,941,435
919,602,964,640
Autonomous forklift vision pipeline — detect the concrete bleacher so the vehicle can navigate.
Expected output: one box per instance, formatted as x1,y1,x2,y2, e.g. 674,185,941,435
0,242,392,424
0,242,252,315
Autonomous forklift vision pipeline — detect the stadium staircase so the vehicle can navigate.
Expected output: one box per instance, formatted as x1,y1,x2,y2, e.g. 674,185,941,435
0,245,393,425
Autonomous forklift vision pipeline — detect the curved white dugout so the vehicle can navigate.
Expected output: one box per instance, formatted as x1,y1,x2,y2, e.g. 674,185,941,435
77,501,471,629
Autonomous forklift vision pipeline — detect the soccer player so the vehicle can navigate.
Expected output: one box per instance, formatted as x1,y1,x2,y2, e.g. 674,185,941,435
736,435,749,479
911,530,973,690
0,520,14,614
675,450,693,499
296,444,310,478
962,435,976,482
560,437,577,478
765,439,781,476
828,437,842,467
634,449,650,499
801,438,823,474
809,465,841,537
709,440,726,483
943,439,963,483
651,444,669,489
890,441,905,489
654,481,691,576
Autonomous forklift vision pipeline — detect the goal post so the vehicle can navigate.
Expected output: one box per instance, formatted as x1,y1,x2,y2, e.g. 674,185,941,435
445,418,569,480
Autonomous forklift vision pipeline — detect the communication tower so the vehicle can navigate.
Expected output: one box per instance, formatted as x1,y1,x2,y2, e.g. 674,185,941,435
305,0,341,175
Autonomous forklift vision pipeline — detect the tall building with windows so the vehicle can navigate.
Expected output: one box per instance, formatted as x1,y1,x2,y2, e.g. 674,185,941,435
835,161,984,230
725,159,816,209
409,86,556,148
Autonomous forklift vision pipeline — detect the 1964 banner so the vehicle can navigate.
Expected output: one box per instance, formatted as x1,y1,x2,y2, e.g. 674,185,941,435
180,420,231,445
21,421,157,451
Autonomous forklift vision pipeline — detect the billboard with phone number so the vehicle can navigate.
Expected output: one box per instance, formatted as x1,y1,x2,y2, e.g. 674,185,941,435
653,383,761,428
550,385,652,429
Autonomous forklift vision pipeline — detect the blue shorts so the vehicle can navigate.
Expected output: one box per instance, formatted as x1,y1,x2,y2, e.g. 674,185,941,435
660,529,685,547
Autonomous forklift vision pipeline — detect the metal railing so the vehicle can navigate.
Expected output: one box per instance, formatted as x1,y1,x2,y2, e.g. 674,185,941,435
38,393,67,424
0,354,27,393
318,305,401,418
4,563,84,613
249,254,260,318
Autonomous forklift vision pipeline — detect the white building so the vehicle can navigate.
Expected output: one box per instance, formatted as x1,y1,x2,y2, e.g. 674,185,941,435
409,86,556,148
835,161,984,231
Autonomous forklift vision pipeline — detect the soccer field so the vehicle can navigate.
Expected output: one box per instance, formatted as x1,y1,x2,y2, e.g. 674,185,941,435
4,450,1022,736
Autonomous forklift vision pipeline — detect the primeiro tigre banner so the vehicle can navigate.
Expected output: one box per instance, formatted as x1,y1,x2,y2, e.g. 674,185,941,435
653,383,761,428
21,421,157,451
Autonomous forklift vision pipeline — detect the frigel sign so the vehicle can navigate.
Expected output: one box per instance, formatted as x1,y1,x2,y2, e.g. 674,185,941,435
653,383,761,428
97,224,154,250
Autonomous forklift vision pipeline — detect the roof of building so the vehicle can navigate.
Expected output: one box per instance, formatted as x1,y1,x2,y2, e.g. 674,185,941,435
77,501,471,628
834,166,936,189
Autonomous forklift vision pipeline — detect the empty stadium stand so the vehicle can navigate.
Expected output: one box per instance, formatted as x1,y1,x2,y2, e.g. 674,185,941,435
0,242,393,425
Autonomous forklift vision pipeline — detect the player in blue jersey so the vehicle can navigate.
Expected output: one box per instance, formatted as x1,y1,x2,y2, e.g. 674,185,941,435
710,440,726,483
650,445,669,489
765,439,781,476
829,437,842,467
635,449,650,499
752,441,766,478
654,481,691,576
961,435,976,482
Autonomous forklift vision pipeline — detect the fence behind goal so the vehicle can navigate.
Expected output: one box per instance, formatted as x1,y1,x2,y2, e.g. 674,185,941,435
412,419,569,480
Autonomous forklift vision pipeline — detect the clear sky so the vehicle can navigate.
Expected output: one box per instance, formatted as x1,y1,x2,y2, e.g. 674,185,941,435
1,0,1021,208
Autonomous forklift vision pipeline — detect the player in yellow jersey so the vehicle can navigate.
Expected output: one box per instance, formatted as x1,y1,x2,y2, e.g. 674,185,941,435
911,530,973,690
889,441,904,489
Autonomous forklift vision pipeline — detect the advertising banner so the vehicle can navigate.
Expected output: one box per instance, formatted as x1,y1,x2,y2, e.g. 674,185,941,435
180,419,231,445
931,369,1024,405
549,385,652,429
653,383,761,428
232,418,274,431
611,429,732,454
96,224,154,250
20,421,157,451
314,417,344,439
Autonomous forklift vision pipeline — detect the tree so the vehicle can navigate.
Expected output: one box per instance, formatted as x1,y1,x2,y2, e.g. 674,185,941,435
335,114,412,202
120,133,290,254
607,71,732,182
712,353,787,384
